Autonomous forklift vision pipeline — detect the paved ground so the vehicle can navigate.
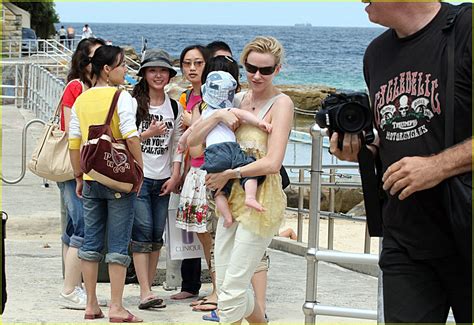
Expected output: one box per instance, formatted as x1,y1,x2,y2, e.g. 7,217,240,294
1,104,379,323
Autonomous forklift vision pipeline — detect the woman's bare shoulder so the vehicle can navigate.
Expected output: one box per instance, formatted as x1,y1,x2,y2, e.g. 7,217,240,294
274,93,294,110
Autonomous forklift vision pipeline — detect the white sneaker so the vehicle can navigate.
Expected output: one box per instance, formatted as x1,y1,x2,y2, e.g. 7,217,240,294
59,286,86,310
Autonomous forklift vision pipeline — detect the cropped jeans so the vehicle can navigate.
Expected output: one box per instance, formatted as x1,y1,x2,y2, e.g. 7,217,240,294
58,179,84,248
78,181,136,267
131,177,170,253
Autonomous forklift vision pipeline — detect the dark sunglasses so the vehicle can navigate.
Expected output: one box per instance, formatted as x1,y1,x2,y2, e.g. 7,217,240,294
244,62,277,75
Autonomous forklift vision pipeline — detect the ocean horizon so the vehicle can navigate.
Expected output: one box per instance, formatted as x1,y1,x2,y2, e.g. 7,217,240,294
57,22,385,91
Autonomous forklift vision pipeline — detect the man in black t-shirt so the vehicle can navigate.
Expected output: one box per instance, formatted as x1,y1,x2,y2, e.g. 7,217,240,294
330,2,472,323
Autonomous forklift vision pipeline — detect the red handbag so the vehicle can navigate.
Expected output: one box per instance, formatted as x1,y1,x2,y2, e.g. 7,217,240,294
80,90,143,193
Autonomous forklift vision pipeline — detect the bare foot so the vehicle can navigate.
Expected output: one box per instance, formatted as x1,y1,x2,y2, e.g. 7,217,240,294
223,216,234,228
245,198,265,212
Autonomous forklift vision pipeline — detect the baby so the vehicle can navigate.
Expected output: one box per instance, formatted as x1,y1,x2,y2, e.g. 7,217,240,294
178,71,271,227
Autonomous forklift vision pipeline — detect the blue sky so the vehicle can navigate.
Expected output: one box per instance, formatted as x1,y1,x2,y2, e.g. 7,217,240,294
54,2,377,27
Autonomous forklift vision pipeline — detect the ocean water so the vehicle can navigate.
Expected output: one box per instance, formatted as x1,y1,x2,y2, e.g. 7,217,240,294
59,23,384,91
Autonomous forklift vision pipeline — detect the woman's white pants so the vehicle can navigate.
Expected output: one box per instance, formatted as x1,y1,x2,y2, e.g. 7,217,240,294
214,217,273,323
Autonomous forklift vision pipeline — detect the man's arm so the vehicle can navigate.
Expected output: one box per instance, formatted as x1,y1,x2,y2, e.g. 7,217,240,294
383,137,473,200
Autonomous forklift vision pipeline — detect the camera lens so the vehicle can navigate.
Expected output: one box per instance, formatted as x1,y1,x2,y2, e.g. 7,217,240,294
336,102,369,133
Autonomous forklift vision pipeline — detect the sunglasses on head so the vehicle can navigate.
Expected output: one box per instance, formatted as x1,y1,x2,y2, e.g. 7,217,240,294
244,62,277,75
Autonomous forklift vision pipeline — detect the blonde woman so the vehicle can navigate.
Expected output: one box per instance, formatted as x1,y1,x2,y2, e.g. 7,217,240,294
189,36,294,324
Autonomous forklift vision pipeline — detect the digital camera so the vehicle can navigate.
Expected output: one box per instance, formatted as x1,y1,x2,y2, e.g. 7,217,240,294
315,92,374,147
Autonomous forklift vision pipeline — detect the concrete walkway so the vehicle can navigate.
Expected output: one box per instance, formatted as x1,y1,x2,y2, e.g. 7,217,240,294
1,104,378,323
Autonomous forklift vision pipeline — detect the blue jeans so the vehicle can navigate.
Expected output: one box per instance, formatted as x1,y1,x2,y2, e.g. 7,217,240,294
58,179,84,248
131,177,170,253
78,181,136,267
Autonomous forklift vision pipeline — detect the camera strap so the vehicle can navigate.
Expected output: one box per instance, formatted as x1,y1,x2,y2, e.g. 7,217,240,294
357,139,383,237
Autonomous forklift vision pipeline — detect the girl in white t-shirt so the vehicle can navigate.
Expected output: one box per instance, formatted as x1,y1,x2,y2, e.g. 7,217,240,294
131,49,183,310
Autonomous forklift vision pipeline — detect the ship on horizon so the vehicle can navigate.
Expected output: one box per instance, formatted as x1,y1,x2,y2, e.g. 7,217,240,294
294,22,312,27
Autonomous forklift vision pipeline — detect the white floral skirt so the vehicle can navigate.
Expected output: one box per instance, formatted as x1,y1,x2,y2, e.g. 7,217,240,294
176,167,209,233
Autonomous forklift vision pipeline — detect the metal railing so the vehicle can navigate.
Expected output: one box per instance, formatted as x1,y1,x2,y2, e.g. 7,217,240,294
25,63,65,121
283,159,371,253
303,124,382,323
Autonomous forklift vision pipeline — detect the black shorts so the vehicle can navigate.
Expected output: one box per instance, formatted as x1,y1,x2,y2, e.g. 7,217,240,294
380,234,472,323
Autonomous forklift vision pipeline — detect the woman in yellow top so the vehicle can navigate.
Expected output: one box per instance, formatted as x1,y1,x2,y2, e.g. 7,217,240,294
189,36,294,324
69,45,144,323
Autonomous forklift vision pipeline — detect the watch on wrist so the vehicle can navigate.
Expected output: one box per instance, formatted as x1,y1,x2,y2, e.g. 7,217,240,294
234,167,242,179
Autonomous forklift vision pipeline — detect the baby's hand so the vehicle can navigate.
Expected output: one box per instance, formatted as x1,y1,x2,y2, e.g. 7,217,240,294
147,119,167,137
258,121,272,133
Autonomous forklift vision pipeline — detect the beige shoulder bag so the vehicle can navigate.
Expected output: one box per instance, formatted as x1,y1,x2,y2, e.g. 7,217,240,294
28,80,82,182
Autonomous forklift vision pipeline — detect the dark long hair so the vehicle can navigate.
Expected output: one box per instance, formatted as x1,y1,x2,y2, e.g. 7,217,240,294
90,45,124,85
201,56,241,92
66,37,105,88
132,76,149,128
179,45,210,72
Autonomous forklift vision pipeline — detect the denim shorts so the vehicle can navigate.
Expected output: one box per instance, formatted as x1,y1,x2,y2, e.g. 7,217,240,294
131,177,170,253
78,181,136,267
58,179,84,248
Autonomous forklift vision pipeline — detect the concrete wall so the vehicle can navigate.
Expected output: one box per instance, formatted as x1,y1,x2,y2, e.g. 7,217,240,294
1,4,22,54
4,3,30,29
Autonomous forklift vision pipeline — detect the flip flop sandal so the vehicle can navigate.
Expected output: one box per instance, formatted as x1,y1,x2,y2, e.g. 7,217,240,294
202,310,220,322
192,301,218,312
138,296,164,310
149,302,167,309
190,296,208,307
109,310,143,323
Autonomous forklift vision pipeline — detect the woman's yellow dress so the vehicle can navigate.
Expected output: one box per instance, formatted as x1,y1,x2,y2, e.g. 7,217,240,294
226,123,287,238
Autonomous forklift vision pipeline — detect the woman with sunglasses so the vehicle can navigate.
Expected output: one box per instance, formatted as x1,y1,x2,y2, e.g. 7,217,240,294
188,36,294,323
69,45,143,323
170,45,210,301
59,37,106,310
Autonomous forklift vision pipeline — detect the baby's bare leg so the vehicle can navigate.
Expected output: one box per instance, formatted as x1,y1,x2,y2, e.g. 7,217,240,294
215,193,233,228
244,179,265,212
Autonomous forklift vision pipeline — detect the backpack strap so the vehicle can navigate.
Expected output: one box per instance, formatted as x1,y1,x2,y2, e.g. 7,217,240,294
443,2,470,147
105,90,122,125
442,3,471,32
170,98,178,120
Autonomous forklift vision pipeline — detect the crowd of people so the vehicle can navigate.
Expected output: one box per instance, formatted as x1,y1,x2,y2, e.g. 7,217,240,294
57,1,471,323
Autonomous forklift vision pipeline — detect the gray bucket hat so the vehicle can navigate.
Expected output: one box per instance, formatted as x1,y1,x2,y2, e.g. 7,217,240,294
138,48,177,78
202,71,237,109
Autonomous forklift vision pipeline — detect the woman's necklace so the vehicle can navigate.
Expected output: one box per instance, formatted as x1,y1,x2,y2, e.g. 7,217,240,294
249,91,275,111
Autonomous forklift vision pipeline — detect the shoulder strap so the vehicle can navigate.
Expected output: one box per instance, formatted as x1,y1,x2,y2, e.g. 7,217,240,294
442,3,471,32
105,90,122,125
233,91,247,108
170,98,178,120
185,89,192,105
258,93,285,120
443,3,470,147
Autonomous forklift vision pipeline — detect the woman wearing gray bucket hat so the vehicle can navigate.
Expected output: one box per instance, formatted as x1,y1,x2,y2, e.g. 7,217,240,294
137,48,177,78
130,48,183,310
